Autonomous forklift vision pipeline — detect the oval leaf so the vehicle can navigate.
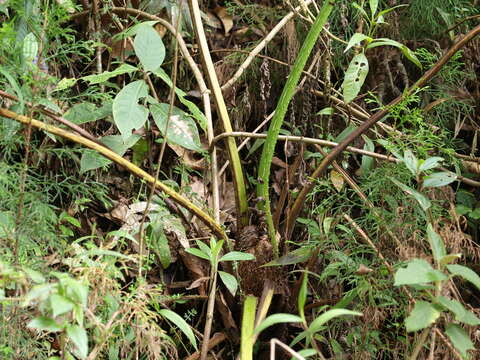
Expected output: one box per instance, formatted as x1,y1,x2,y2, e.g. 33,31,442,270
423,172,457,188
150,103,202,151
112,80,149,141
342,52,369,103
134,24,166,72
405,301,440,332
219,271,238,296
67,325,88,359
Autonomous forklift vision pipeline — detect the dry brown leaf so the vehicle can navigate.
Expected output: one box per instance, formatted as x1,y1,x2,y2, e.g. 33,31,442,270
463,160,480,175
330,170,344,192
169,144,205,170
213,6,234,35
355,264,373,275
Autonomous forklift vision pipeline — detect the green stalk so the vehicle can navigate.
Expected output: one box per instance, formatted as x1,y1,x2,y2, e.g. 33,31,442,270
240,296,257,360
256,1,335,256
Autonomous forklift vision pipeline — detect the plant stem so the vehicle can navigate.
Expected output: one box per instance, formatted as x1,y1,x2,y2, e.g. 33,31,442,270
409,328,430,360
200,261,218,360
256,0,335,257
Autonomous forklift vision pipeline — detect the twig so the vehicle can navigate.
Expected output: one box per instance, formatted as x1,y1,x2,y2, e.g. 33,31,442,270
0,90,102,146
286,24,480,239
270,338,307,360
184,332,226,360
0,107,227,241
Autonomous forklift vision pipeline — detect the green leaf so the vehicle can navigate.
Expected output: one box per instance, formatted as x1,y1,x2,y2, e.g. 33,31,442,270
394,259,447,286
423,172,457,188
344,33,372,53
403,150,418,176
149,223,171,269
196,240,212,259
439,253,462,266
351,2,368,18
219,271,238,296
66,325,88,359
307,309,362,335
23,32,38,65
367,38,421,68
437,296,480,326
159,309,198,349
262,247,311,267
445,324,474,359
219,251,255,262
80,150,111,174
241,296,257,360
51,294,75,317
150,103,202,151
134,24,165,72
426,223,446,262
298,273,308,321
28,316,62,332
254,314,303,335
112,80,149,141
361,135,375,174
390,177,431,212
316,107,334,116
82,63,138,85
64,103,107,125
419,157,443,172
185,247,210,261
342,52,369,103
447,264,480,291
153,68,207,131
369,0,378,15
24,284,55,305
405,301,440,332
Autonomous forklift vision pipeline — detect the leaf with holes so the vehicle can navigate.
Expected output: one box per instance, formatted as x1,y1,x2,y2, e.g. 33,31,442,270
150,103,202,151
113,80,149,141
342,52,369,103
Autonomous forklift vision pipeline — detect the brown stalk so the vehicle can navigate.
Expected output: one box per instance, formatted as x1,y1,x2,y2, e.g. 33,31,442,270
285,24,480,239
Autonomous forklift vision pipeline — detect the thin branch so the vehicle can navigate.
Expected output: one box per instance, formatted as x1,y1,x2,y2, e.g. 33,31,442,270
286,24,480,239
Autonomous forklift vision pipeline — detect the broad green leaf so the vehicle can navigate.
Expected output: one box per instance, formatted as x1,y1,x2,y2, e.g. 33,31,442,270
390,177,431,212
342,52,369,103
28,316,62,332
134,24,165,72
254,314,303,335
55,77,78,91
102,134,141,155
82,63,138,84
64,279,89,307
113,21,159,40
447,264,480,291
394,259,447,286
219,251,255,262
403,150,418,176
24,284,55,305
196,240,212,259
345,33,372,53
437,296,480,326
64,102,111,125
469,207,480,220
150,103,202,151
23,32,38,64
153,68,207,131
361,135,375,174
51,294,75,317
113,80,149,141
22,267,45,283
184,247,210,261
148,221,171,269
219,271,238,296
405,301,440,332
262,247,311,267
426,223,446,262
159,309,198,349
369,0,378,15
316,107,334,116
445,324,474,360
439,253,462,266
423,172,457,188
66,325,88,359
419,157,443,172
367,38,421,68
80,150,111,174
